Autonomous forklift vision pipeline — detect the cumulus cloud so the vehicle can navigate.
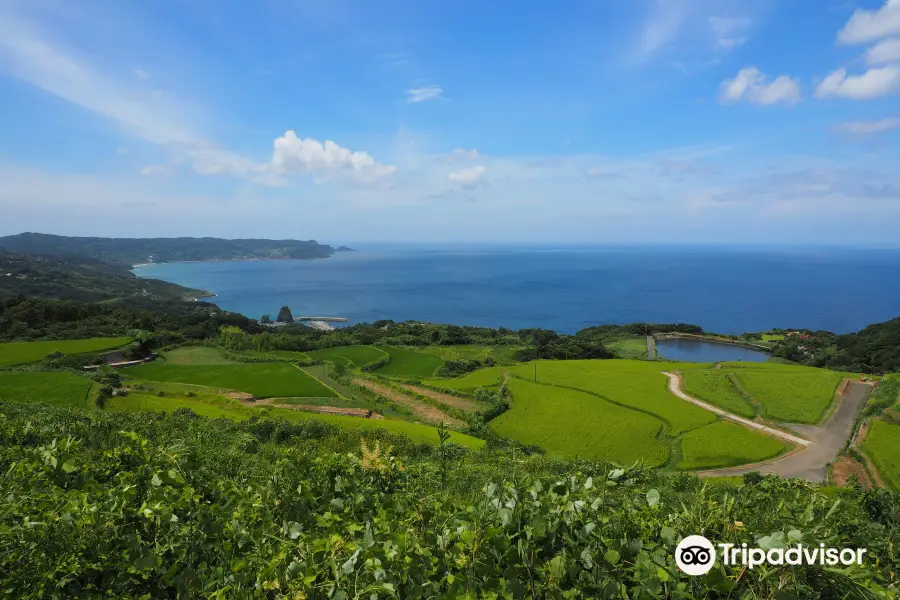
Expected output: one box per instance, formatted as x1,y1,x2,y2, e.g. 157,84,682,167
447,165,486,186
816,65,900,99
866,37,900,65
838,0,900,45
269,130,396,182
720,67,801,105
833,117,900,134
406,86,443,103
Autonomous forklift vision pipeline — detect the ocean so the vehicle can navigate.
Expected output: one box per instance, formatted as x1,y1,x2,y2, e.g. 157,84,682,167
133,245,900,335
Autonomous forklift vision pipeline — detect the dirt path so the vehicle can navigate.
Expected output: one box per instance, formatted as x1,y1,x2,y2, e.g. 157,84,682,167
696,381,875,483
662,372,811,446
396,384,481,413
271,404,384,419
352,378,465,427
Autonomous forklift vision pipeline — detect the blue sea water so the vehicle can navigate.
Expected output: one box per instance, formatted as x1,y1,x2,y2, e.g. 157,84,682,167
133,245,900,335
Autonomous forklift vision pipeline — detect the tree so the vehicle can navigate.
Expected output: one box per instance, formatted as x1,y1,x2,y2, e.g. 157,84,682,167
276,306,294,323
260,314,271,324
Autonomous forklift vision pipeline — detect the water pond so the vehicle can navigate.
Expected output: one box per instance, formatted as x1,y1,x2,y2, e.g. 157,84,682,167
655,338,769,363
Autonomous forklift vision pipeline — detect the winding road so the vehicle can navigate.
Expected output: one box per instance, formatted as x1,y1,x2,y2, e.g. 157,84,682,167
664,373,875,483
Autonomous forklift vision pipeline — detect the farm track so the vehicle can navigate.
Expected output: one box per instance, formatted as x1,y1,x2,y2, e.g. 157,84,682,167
696,381,875,483
352,378,465,427
663,372,811,446
396,384,481,413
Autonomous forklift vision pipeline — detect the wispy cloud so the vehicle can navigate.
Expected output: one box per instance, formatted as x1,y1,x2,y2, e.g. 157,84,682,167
133,68,149,80
406,85,443,103
833,117,900,134
837,0,900,45
709,16,750,50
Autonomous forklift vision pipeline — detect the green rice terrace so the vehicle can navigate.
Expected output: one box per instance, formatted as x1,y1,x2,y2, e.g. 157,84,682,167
2,331,900,596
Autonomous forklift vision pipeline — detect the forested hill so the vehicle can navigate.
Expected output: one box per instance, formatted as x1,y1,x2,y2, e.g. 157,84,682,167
0,232,342,267
771,318,900,374
0,252,209,305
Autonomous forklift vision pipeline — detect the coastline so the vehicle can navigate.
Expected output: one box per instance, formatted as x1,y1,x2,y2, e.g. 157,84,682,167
130,255,335,269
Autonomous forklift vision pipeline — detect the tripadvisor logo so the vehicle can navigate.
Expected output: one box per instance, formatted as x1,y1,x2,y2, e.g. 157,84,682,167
674,535,868,576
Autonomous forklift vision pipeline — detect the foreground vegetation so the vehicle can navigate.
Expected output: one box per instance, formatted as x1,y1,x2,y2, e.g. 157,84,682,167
0,336,131,366
2,400,897,598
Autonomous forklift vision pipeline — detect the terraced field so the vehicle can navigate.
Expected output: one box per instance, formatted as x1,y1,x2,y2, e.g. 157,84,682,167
306,346,388,367
677,421,791,470
375,346,444,378
424,366,509,391
510,360,716,435
491,378,669,466
0,371,94,407
163,346,236,364
862,420,900,490
123,363,336,398
417,345,524,365
681,369,756,418
727,364,846,424
0,337,131,366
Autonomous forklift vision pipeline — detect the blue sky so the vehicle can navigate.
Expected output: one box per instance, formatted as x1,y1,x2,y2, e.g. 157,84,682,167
1,0,899,245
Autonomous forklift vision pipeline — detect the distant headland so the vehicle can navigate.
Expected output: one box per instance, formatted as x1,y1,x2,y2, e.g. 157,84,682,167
0,232,349,268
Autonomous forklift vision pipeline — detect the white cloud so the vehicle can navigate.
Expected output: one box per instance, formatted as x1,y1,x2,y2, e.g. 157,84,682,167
833,117,900,134
816,65,900,99
139,165,168,176
447,165,486,185
637,0,689,59
720,67,801,105
116,147,129,155
709,16,750,50
866,37,900,65
133,68,149,80
406,85,443,103
269,130,396,182
838,0,900,45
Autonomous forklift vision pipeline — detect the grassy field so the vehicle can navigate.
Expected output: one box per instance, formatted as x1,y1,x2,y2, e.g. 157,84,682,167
681,369,756,418
306,346,388,367
677,421,791,470
510,360,716,435
163,346,236,365
0,337,131,366
491,378,669,466
862,419,900,490
728,365,845,423
424,366,509,391
105,385,483,449
605,337,648,360
123,363,337,398
416,345,524,366
375,346,444,378
761,334,786,342
0,371,94,407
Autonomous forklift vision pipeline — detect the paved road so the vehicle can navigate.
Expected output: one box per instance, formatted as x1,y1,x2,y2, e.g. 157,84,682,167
662,372,811,446
696,381,874,483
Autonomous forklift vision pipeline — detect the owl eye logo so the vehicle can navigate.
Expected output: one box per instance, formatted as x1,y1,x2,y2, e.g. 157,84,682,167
679,546,712,566
675,535,717,575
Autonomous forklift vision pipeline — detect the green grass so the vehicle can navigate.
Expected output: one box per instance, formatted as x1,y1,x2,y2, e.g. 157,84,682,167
681,369,756,418
416,345,524,366
163,346,236,365
375,346,444,378
761,334,786,342
106,391,254,419
423,366,509,391
677,421,790,470
123,363,337,398
510,360,716,435
862,419,900,490
306,346,388,367
490,378,669,466
727,364,846,423
247,350,312,361
606,337,649,360
0,337,131,366
0,371,94,407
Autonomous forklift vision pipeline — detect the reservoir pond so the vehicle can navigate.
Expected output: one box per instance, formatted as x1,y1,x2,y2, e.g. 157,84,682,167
655,338,770,363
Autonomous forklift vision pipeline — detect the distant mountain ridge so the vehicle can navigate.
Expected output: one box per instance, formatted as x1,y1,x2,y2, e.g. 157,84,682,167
0,233,344,267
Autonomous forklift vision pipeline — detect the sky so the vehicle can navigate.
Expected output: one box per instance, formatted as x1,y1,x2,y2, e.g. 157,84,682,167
0,0,899,246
